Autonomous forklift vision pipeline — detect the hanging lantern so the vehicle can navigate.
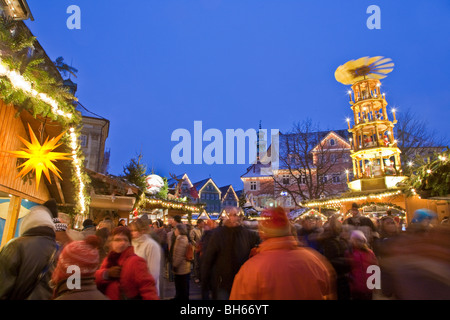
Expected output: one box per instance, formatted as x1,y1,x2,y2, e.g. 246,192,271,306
7,123,71,190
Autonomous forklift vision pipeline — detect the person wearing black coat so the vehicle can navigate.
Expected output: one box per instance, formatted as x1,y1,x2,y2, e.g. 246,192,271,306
0,204,59,300
200,209,260,300
318,217,351,300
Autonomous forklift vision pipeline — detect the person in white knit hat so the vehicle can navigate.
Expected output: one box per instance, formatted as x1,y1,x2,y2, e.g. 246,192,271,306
0,204,59,300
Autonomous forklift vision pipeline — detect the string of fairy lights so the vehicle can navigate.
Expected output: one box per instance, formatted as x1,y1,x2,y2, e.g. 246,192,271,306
303,190,403,208
0,57,88,215
0,59,74,120
143,198,203,213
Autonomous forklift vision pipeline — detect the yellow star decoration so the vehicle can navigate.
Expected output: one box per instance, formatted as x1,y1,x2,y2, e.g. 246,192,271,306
8,124,72,190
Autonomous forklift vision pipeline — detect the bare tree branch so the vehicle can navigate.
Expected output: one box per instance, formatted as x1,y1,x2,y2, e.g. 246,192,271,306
273,119,351,205
396,108,448,166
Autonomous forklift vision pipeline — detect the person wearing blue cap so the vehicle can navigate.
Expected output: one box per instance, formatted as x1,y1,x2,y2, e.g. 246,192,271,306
408,209,437,234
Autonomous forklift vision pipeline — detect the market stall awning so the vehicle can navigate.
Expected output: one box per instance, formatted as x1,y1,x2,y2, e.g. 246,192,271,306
90,194,136,211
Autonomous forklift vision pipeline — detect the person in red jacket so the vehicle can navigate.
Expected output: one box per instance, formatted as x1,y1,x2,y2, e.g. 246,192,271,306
230,207,336,300
95,226,159,300
345,230,378,300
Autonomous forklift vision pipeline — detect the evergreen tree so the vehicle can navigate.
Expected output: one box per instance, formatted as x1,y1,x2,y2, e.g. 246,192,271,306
122,153,147,191
156,177,169,199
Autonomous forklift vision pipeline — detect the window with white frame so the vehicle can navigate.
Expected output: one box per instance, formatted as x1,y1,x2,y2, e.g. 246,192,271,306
250,181,258,191
300,175,306,184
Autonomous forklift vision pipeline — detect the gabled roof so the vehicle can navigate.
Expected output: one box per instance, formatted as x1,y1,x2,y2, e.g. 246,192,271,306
240,161,273,179
280,129,350,150
193,178,210,191
192,211,211,220
193,178,221,195
311,130,351,152
219,185,231,195
86,168,140,196
167,173,184,188
167,173,193,189
219,185,239,201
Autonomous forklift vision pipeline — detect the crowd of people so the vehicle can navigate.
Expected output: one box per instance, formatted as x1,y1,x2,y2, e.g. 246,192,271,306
0,199,449,300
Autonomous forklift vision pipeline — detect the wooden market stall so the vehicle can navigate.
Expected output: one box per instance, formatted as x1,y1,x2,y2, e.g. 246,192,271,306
0,20,87,247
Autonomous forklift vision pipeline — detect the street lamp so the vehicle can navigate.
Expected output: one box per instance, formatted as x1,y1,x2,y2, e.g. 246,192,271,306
0,0,34,21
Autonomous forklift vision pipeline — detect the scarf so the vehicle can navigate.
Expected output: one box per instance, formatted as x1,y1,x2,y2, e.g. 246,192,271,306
106,250,122,268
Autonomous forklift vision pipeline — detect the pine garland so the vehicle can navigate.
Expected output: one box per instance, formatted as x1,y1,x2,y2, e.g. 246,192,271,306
0,16,89,214
401,148,450,198
0,17,79,125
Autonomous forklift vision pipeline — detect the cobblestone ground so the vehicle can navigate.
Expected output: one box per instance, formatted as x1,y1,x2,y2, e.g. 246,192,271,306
160,276,203,300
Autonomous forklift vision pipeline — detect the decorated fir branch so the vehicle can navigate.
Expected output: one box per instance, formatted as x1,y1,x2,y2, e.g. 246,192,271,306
0,16,90,215
401,149,450,198
0,18,79,125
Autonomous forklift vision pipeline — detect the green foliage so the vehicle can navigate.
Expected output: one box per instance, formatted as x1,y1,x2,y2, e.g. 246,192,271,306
122,153,147,190
156,177,169,199
0,17,88,214
238,192,247,208
402,148,450,198
0,17,79,126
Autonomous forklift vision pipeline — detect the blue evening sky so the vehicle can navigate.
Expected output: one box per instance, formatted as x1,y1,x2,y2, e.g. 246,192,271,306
25,0,450,191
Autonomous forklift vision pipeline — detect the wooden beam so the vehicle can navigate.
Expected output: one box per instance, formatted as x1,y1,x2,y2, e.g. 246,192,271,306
53,172,65,204
1,195,22,249
0,184,45,205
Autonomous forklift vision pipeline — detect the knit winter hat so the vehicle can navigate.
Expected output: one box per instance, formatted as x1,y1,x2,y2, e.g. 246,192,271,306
53,217,68,232
43,198,58,219
259,207,291,238
19,205,56,236
51,235,101,285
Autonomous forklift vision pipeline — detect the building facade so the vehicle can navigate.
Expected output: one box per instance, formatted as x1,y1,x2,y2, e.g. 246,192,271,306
220,185,239,209
241,130,352,212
